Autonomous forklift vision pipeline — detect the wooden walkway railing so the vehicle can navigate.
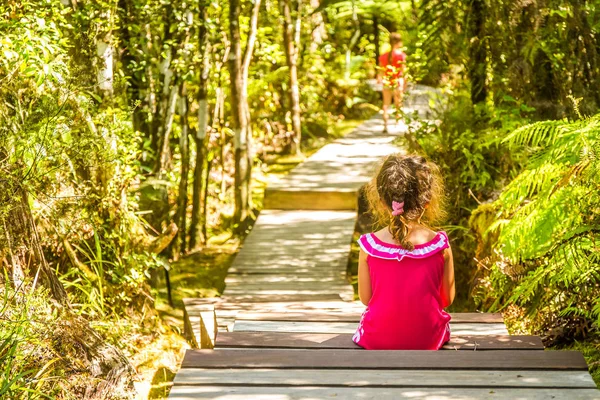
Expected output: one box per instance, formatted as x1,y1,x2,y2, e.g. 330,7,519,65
171,94,598,399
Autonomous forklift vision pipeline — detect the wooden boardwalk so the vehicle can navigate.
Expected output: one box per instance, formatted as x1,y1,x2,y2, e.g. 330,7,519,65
171,95,598,399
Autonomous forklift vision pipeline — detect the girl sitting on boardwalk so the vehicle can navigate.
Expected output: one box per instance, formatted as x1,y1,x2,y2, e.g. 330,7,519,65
353,154,455,350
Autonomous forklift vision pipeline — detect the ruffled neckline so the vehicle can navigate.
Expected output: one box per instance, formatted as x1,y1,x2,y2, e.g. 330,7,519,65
358,231,449,261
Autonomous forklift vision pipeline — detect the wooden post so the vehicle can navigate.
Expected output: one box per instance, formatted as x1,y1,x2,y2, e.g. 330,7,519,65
183,299,218,349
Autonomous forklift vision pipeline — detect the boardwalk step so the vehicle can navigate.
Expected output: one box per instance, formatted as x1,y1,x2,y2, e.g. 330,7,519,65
264,189,359,210
215,332,544,351
232,320,510,335
169,386,600,399
181,348,588,370
173,369,594,388
235,311,504,323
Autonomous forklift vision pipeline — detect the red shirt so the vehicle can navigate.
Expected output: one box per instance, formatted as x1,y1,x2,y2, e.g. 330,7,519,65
379,50,406,81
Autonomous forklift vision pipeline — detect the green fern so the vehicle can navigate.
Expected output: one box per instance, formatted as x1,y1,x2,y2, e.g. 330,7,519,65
475,113,600,339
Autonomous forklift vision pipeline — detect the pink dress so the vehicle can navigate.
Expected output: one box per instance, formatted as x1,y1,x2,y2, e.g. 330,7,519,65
353,231,451,350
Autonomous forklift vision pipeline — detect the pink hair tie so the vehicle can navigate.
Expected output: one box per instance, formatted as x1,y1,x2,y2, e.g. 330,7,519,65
391,201,404,216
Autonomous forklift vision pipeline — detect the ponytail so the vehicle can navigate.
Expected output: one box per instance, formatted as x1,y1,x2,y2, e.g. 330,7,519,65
389,214,414,250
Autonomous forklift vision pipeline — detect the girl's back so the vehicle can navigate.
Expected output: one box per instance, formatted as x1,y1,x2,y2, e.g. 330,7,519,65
353,230,451,350
353,154,455,350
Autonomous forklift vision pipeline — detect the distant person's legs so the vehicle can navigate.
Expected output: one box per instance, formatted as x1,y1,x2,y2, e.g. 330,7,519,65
382,87,392,133
392,78,405,118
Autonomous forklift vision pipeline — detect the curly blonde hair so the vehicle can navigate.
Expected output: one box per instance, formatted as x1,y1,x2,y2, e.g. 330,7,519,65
366,154,446,249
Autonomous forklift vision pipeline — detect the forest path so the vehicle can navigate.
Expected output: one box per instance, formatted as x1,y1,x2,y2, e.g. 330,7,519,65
171,86,598,399
183,84,439,336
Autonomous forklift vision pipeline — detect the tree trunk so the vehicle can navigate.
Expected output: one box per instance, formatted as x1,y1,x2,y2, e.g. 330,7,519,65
176,83,190,254
229,0,250,224
468,0,487,104
374,14,380,66
240,0,261,215
153,3,175,175
96,9,114,96
345,2,360,79
117,0,150,139
310,0,326,53
157,85,178,177
280,0,302,155
190,1,211,249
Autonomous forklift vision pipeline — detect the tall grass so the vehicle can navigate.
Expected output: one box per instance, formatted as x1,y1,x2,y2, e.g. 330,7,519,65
0,275,60,399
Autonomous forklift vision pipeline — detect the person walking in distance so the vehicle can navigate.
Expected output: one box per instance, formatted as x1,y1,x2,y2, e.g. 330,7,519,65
377,33,407,133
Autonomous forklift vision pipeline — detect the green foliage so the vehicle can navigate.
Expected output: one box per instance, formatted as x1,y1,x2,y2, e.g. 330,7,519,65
0,283,60,399
474,114,600,342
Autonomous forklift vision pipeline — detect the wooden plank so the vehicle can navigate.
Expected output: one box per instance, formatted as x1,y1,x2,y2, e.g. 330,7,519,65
224,282,351,291
223,288,353,296
232,321,509,335
264,189,359,210
225,275,346,283
184,298,367,312
173,369,595,388
225,279,348,287
235,311,504,324
181,349,588,370
219,294,345,303
215,332,543,351
169,386,600,399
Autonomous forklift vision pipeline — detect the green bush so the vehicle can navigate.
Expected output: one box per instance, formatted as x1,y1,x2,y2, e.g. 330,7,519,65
472,113,600,343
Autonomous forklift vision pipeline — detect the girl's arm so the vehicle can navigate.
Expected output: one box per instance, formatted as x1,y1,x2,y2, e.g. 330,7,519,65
358,249,372,305
441,246,456,308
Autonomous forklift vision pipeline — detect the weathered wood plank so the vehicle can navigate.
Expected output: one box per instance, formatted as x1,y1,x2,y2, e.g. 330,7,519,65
223,288,354,297
170,386,600,400
173,369,595,388
181,349,588,370
234,311,504,324
215,332,543,351
232,321,509,335
184,298,367,312
224,283,351,291
219,294,345,303
225,275,346,284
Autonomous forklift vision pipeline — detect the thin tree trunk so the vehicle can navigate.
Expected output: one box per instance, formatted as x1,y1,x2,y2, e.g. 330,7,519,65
153,2,174,174
374,14,380,66
117,0,150,139
241,0,261,213
229,0,250,224
176,83,190,254
309,0,326,53
280,0,302,155
468,0,487,104
96,9,114,95
190,2,211,249
219,87,227,197
156,3,194,176
346,1,360,79
202,154,213,242
157,85,178,177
